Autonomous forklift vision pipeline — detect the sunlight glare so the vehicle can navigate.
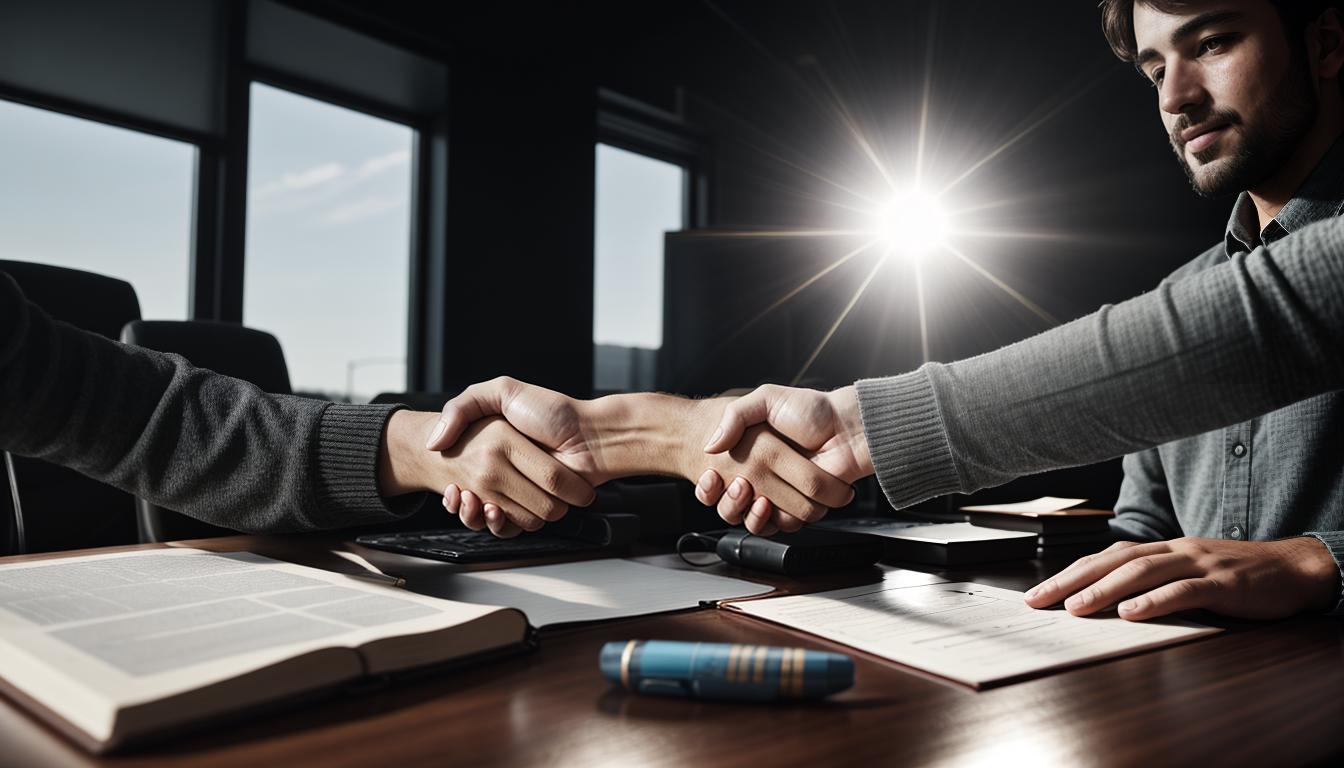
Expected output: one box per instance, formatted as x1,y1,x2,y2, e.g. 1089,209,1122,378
870,189,947,259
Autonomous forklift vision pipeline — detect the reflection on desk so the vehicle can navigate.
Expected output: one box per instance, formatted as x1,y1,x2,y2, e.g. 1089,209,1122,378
0,536,1340,767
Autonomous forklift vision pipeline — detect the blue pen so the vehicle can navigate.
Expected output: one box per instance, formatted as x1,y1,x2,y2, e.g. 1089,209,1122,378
599,640,854,701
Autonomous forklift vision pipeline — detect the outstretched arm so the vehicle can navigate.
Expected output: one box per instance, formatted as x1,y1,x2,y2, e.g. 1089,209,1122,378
426,378,854,535
0,273,592,534
704,214,1344,512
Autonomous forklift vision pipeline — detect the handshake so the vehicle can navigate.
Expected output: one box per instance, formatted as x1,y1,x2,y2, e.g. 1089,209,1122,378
378,378,875,538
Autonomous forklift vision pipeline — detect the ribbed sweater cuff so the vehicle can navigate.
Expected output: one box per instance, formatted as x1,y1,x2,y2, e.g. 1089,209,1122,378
314,403,423,528
1303,531,1344,616
854,366,962,509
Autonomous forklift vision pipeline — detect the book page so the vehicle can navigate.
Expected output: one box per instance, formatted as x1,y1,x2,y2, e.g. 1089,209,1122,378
0,549,510,741
731,581,1221,688
425,558,773,628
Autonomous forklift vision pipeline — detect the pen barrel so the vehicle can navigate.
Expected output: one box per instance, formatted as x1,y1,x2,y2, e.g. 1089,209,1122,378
600,640,853,700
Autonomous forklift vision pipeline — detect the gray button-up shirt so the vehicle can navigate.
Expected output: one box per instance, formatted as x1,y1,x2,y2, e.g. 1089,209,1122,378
1113,138,1344,604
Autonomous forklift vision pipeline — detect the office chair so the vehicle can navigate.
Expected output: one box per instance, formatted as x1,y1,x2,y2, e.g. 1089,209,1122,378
120,320,292,543
0,260,143,555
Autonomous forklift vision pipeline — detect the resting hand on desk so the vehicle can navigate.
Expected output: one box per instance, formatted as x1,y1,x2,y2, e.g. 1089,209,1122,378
1024,536,1341,621
378,410,596,538
425,377,854,536
696,383,874,532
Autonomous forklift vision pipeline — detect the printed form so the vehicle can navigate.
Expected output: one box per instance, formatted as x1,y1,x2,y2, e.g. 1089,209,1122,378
730,581,1221,687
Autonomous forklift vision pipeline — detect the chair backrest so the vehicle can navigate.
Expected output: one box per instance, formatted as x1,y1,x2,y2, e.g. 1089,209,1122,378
0,260,143,554
120,320,293,542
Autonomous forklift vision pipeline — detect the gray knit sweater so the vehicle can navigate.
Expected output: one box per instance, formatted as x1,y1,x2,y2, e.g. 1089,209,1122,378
853,211,1344,585
855,213,1343,505
0,273,417,533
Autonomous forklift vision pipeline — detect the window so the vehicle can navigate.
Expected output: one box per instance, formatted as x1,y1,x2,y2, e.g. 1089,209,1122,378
244,83,414,402
0,98,195,320
593,143,686,392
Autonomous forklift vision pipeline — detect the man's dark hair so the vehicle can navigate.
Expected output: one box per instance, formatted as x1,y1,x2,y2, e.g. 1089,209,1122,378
1098,1,1343,61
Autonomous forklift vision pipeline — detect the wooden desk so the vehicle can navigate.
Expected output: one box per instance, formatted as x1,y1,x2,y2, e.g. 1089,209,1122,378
1,536,1341,767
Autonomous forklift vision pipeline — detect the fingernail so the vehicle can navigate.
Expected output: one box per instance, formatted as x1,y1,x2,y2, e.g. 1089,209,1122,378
1119,600,1136,613
728,478,745,499
697,469,716,491
704,427,723,451
1067,591,1090,609
425,420,447,449
1025,586,1039,599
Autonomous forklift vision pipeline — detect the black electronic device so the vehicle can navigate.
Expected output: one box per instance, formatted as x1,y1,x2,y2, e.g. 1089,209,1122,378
356,512,639,564
691,528,883,575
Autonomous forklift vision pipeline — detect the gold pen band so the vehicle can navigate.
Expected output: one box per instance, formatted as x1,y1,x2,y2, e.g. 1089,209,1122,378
619,640,636,689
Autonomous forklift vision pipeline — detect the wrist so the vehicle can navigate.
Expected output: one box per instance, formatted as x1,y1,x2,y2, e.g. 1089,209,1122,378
378,410,438,496
579,393,719,483
828,385,875,479
1281,536,1341,613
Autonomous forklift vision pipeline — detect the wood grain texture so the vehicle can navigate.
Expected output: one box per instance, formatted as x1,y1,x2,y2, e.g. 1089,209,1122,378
0,536,1340,767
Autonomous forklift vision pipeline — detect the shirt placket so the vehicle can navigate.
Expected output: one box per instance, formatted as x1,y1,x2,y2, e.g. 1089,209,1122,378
1220,420,1254,540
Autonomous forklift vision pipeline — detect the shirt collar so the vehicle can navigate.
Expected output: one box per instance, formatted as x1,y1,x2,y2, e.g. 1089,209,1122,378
1223,134,1344,257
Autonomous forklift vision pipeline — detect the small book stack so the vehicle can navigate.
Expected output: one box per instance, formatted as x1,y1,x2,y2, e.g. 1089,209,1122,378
961,497,1115,558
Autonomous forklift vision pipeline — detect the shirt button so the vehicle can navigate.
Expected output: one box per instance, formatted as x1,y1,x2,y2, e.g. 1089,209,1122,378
1232,443,1247,457
1228,525,1244,540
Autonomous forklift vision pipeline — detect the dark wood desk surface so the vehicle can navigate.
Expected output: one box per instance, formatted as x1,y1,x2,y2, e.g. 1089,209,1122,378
1,536,1341,767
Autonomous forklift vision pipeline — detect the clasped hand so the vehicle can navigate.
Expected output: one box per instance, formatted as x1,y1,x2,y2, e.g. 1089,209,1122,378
417,378,871,537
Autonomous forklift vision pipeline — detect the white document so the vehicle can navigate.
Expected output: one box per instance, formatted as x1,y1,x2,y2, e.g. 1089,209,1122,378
731,581,1221,688
959,496,1087,514
428,558,774,628
866,522,1036,544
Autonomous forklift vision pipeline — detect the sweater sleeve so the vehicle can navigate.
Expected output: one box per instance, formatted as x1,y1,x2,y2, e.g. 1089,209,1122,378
854,213,1344,509
0,272,422,532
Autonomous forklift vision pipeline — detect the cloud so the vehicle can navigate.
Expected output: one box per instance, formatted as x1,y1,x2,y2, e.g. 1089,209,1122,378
251,161,346,202
250,149,412,219
355,149,411,180
322,196,405,225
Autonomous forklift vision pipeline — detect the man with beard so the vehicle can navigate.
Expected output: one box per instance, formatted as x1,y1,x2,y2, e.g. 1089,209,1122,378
666,0,1344,621
428,0,1344,620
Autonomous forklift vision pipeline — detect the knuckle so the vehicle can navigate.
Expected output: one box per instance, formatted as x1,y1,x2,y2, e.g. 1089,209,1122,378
535,464,565,493
796,473,826,501
1221,569,1248,592
1124,556,1157,579
1171,580,1201,599
543,499,567,522
797,501,826,524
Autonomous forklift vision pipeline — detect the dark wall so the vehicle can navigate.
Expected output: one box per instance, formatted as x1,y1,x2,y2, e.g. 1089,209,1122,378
589,1,1240,508
298,0,1243,508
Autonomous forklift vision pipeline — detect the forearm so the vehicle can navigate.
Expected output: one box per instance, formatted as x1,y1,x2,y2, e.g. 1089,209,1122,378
0,274,416,532
378,410,441,495
575,393,719,484
856,215,1344,508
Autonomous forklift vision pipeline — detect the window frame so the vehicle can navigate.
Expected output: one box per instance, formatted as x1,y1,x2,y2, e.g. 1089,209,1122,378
0,1,451,394
596,88,712,230
592,89,713,392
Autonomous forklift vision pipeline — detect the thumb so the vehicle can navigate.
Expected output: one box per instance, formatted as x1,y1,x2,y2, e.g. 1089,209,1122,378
425,378,514,451
703,386,777,453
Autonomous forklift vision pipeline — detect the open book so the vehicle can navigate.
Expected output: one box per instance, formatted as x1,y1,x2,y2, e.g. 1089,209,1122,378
0,548,771,753
0,548,524,752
